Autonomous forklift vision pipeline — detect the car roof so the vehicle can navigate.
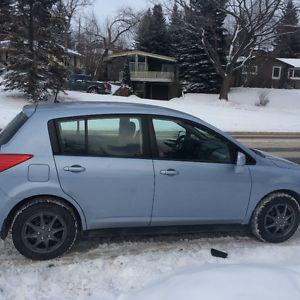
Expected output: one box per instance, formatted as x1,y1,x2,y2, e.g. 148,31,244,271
29,101,201,121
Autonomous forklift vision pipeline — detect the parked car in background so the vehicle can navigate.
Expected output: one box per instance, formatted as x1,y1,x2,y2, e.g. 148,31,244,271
67,74,111,94
0,102,300,260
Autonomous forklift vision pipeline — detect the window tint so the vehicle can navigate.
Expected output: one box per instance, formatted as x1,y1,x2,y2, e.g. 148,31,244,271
56,116,143,158
152,118,234,164
0,112,28,146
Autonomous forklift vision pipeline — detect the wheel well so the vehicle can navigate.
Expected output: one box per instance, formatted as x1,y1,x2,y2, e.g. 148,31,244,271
87,86,98,92
1,195,83,240
250,189,300,223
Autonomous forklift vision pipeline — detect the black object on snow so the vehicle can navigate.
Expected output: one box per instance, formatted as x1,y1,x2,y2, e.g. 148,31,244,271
211,248,228,259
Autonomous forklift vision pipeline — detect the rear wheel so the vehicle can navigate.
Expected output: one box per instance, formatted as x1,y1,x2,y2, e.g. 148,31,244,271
251,193,300,243
12,198,78,260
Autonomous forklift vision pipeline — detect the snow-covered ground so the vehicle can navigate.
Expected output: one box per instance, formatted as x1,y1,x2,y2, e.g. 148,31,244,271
1,232,300,299
1,87,300,132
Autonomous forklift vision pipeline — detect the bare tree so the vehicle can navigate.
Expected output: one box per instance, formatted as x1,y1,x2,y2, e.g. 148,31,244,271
55,0,93,49
176,0,284,100
83,7,141,78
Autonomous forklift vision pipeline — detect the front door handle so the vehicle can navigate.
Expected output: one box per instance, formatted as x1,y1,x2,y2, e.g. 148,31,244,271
63,165,86,173
160,169,179,176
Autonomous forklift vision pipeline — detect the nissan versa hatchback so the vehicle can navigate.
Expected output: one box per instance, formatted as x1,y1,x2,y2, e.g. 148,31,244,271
0,102,300,260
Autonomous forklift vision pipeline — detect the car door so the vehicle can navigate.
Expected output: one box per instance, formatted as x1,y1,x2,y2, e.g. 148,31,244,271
150,117,252,226
53,115,154,230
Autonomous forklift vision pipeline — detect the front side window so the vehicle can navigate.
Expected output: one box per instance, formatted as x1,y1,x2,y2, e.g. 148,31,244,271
56,116,143,158
152,118,235,164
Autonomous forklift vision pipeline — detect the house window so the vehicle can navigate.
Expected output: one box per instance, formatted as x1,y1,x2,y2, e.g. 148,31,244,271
272,66,282,79
289,68,300,79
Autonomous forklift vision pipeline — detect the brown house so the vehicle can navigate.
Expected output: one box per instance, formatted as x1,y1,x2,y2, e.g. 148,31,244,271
105,50,181,100
235,53,300,89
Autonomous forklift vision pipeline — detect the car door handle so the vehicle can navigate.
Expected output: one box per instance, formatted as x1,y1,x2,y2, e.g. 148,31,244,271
63,165,86,173
160,169,179,176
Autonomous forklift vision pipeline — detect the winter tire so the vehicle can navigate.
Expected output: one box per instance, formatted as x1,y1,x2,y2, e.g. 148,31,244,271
12,198,78,260
251,193,300,243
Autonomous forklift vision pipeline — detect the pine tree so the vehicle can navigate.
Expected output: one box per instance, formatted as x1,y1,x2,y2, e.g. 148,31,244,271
3,0,68,102
136,9,152,52
176,0,227,94
136,5,170,56
274,0,300,58
122,59,132,90
169,4,183,58
0,0,12,40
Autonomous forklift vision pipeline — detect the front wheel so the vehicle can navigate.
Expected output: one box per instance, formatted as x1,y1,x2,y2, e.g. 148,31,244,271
251,193,300,243
12,198,78,260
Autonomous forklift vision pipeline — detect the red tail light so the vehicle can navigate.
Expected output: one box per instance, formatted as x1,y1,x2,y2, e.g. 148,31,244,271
0,154,33,172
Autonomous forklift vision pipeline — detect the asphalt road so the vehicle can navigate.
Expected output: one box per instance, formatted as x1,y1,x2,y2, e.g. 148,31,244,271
230,132,300,164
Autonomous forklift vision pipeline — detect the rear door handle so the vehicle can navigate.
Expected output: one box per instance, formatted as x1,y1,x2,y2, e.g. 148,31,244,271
160,169,179,176
63,165,86,173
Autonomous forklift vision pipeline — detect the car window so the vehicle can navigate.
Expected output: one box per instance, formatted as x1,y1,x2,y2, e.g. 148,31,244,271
0,112,28,146
56,116,143,158
152,118,235,164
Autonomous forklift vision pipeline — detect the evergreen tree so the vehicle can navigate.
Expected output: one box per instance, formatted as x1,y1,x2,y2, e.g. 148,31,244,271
169,4,183,58
274,0,300,58
3,0,68,102
176,0,227,94
136,5,170,56
122,59,132,90
0,0,12,40
136,9,152,52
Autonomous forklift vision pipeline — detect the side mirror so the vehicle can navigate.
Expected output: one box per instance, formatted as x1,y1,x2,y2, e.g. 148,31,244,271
236,152,246,167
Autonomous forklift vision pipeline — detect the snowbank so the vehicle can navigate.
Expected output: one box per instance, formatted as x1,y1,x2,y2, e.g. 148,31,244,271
1,232,300,299
124,264,300,300
1,86,300,132
59,87,300,132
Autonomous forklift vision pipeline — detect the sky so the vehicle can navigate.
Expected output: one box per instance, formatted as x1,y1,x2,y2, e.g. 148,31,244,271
93,0,150,19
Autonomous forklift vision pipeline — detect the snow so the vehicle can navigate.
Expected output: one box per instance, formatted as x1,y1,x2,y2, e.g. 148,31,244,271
1,232,300,299
60,87,300,133
1,86,300,132
277,58,300,68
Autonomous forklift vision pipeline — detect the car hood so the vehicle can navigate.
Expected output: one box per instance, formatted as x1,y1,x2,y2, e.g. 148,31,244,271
256,150,300,170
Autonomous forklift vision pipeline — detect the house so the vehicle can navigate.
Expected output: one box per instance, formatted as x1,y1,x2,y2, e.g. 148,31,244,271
235,53,300,89
0,40,83,72
105,50,181,100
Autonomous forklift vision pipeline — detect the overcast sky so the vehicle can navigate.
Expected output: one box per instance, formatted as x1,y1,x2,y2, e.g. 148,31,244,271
93,0,150,19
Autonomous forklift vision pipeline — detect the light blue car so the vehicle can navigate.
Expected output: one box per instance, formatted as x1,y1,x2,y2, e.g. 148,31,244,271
0,102,299,260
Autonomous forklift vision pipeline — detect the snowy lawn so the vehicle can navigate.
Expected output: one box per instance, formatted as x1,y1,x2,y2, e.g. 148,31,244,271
0,232,300,299
1,87,300,132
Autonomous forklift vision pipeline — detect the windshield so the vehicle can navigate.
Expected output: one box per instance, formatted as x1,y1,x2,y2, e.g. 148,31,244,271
0,112,28,146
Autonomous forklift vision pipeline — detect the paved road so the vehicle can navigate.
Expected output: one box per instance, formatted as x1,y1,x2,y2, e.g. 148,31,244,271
230,132,300,164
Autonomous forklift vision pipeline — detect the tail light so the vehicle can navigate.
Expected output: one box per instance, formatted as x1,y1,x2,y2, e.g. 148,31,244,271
0,154,33,172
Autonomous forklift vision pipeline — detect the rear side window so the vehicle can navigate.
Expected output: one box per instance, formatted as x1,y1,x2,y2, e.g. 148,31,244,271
0,112,28,146
55,116,144,158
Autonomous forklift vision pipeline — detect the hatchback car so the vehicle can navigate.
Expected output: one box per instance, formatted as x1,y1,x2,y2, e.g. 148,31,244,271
0,102,299,260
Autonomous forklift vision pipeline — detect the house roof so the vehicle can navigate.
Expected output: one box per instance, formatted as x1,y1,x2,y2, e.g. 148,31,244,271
106,50,176,62
0,40,81,56
276,58,300,68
